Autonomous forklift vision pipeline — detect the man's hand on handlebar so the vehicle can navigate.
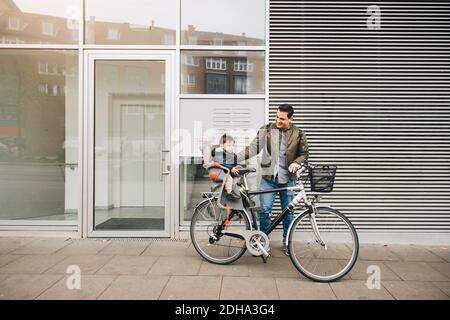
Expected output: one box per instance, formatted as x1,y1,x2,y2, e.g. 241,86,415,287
231,167,239,176
288,162,301,173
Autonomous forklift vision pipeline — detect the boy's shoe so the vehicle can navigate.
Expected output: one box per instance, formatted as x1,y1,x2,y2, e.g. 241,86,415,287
282,239,289,256
226,190,241,201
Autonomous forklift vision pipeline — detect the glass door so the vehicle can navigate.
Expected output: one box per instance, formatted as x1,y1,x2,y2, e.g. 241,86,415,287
85,51,174,237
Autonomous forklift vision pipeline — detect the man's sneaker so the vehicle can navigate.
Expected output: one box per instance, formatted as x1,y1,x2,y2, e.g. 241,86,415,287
282,243,289,256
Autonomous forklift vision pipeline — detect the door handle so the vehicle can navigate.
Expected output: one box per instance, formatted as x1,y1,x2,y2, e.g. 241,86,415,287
160,148,170,181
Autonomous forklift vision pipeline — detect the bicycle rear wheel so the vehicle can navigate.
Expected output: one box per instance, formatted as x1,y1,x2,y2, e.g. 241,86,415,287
288,206,359,282
190,197,251,265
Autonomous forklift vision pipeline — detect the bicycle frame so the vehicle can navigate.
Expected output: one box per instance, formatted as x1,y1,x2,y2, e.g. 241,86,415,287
204,162,326,247
242,166,326,246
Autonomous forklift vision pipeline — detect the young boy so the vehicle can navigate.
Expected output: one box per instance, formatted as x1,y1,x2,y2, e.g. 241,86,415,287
203,134,241,201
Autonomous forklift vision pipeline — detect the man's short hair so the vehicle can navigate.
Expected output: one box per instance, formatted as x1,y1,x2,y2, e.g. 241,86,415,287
220,133,235,145
278,104,294,118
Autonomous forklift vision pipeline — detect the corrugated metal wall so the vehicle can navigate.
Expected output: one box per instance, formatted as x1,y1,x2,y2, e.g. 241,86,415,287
269,0,450,231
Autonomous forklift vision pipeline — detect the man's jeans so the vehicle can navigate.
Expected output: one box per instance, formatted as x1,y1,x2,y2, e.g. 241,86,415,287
259,177,295,239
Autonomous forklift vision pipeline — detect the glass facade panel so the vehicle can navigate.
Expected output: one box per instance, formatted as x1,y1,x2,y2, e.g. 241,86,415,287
178,99,266,224
0,49,79,221
181,51,265,94
0,1,267,233
94,60,166,231
85,0,176,45
181,0,265,46
0,0,79,44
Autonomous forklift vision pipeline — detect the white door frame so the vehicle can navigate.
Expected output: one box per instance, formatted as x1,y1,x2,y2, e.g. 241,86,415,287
83,50,175,238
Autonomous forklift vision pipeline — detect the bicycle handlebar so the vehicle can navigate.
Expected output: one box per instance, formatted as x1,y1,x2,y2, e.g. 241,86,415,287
206,162,230,174
295,161,311,179
206,162,258,175
208,161,309,179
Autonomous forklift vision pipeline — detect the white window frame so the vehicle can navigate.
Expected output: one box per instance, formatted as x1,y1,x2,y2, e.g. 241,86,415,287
42,22,55,36
52,84,59,96
8,17,21,31
107,28,120,41
187,74,196,86
206,57,227,71
213,38,223,46
3,37,25,44
38,83,49,95
184,55,199,66
187,36,197,45
163,34,175,45
234,61,254,72
38,62,48,74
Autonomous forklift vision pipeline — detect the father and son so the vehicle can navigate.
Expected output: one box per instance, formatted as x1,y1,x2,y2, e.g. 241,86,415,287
203,103,309,254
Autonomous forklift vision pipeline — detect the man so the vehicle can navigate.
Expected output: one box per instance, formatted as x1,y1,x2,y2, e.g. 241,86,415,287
236,104,309,255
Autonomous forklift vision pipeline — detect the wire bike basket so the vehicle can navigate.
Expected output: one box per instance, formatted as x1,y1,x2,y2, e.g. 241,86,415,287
309,165,337,193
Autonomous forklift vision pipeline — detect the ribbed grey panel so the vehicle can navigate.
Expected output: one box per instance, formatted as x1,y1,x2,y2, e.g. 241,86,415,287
269,0,450,231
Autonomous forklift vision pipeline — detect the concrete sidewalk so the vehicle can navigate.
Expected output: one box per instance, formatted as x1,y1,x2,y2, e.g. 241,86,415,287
0,237,449,300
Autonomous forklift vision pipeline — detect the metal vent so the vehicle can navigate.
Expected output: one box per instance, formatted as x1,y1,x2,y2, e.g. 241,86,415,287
269,0,450,231
213,107,254,146
212,107,252,129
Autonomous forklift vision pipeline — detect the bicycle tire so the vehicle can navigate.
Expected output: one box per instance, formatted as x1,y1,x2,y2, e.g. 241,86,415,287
288,206,359,282
190,197,251,265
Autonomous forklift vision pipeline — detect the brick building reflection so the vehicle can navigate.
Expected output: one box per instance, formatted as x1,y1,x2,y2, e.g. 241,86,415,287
0,0,263,160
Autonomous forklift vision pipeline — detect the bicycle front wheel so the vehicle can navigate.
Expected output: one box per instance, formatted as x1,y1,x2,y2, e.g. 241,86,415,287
288,206,359,282
190,197,251,265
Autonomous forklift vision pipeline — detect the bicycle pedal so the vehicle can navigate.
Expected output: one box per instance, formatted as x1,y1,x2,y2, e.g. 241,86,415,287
260,254,270,263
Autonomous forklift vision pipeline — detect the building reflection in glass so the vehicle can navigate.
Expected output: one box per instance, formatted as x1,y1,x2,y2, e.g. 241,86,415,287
181,51,265,94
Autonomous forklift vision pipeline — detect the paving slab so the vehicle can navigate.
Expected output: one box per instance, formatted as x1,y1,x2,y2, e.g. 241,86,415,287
45,255,114,275
11,238,71,255
98,240,151,256
96,255,158,276
185,243,199,257
98,275,169,300
276,277,336,300
142,241,190,256
387,245,444,262
148,256,201,276
424,246,450,263
160,276,222,300
37,275,116,300
55,240,110,255
342,260,401,281
432,281,450,297
244,257,300,278
0,254,66,274
0,254,23,268
0,238,34,254
383,281,449,300
1,238,449,300
330,280,395,300
0,274,63,300
384,261,448,282
221,276,279,300
198,260,250,277
0,274,9,284
427,262,450,279
284,242,354,260
357,244,402,261
265,243,289,258
293,258,351,281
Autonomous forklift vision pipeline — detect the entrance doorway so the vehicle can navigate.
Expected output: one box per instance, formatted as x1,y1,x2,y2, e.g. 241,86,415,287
85,51,174,237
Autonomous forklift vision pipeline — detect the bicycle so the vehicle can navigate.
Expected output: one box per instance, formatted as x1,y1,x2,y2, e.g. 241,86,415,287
190,161,359,282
